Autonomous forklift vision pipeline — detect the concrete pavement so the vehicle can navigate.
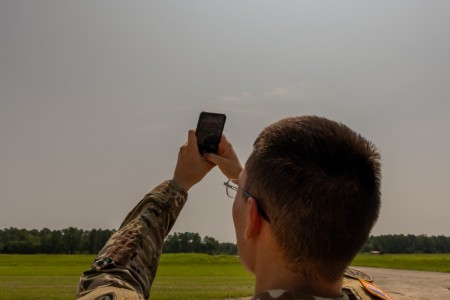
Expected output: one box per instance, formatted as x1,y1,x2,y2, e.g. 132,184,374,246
354,266,450,299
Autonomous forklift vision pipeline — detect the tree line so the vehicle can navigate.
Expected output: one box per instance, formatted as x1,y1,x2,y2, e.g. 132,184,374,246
162,232,237,255
0,228,237,255
0,227,115,254
362,234,450,254
2,228,449,254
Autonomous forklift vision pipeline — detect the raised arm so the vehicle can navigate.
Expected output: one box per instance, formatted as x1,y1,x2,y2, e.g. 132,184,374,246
76,130,214,300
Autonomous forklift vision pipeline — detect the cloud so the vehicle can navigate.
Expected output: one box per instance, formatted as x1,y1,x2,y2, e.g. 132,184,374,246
262,83,320,101
218,82,321,104
220,92,257,103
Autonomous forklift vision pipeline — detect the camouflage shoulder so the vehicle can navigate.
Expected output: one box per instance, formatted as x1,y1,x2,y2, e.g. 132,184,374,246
77,285,143,300
343,268,393,300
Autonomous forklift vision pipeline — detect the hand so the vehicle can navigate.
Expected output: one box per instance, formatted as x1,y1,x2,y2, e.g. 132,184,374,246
172,130,215,191
203,134,243,180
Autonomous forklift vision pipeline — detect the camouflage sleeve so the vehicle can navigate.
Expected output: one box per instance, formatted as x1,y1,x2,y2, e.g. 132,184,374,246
76,180,187,300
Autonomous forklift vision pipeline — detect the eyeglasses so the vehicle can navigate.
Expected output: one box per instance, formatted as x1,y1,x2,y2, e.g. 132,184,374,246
223,180,270,223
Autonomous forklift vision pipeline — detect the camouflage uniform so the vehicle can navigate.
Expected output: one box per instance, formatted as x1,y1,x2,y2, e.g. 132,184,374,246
77,180,187,300
76,180,392,300
248,271,393,300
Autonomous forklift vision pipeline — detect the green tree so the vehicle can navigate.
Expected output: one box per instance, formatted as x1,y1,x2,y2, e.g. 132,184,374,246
62,227,83,254
203,236,219,254
218,242,237,255
39,228,53,253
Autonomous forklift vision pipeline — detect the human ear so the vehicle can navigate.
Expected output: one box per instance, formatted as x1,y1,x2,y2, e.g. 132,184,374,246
244,198,262,240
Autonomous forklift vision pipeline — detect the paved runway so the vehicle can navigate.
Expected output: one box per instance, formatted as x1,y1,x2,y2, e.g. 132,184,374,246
355,266,450,299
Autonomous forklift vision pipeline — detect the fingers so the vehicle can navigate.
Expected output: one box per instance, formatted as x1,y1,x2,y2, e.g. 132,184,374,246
187,129,197,150
203,138,243,180
173,130,242,190
172,129,214,191
203,153,222,165
217,134,231,155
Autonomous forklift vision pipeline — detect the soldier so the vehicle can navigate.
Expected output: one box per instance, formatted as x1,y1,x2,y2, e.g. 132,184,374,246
77,116,392,300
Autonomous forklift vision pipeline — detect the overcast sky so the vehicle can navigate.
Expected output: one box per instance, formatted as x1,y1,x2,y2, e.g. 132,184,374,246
1,1,449,242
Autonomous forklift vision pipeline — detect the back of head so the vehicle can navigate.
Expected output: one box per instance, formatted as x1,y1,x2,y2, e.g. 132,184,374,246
245,116,381,281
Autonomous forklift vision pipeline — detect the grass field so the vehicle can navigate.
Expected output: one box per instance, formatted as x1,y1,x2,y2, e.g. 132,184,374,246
352,253,450,273
0,254,254,300
1,253,449,299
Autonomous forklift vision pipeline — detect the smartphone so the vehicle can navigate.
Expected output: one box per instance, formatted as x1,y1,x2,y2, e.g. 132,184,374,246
195,111,226,155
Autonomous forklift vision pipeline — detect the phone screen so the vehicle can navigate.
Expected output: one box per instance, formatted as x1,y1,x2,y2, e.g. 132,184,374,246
195,112,226,154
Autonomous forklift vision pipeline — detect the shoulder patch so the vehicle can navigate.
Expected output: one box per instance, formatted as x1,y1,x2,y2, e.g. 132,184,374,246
359,279,393,300
344,267,373,282
95,292,116,300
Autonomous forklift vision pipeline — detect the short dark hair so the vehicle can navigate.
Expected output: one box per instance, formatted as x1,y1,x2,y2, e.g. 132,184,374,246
245,116,381,281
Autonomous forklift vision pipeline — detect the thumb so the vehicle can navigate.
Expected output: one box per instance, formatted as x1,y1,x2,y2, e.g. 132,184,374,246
203,153,222,165
187,129,197,149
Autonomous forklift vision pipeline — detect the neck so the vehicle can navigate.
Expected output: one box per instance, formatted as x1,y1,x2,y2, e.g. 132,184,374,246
253,237,342,298
254,265,342,298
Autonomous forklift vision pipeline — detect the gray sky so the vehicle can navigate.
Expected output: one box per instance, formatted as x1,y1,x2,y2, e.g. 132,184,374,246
1,1,449,243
